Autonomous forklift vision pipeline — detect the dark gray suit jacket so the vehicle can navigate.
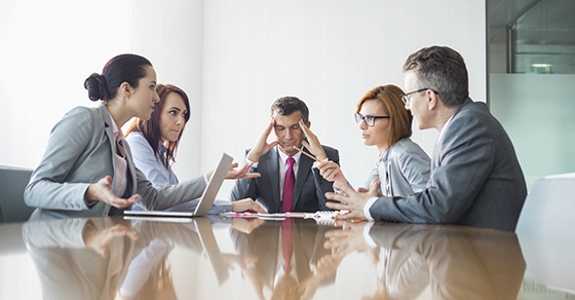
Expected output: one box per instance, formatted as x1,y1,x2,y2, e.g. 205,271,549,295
230,146,339,213
370,98,527,231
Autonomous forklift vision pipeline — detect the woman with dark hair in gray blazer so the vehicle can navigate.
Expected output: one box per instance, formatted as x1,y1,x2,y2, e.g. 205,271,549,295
24,54,264,220
317,84,430,198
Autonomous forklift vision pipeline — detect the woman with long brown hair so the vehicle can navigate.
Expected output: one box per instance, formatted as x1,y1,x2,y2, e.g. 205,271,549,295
125,83,264,213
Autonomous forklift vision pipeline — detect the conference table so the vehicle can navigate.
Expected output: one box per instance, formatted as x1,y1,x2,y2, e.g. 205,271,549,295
0,216,573,300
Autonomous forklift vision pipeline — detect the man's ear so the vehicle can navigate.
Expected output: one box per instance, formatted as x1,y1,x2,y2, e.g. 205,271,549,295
427,90,439,110
305,121,311,128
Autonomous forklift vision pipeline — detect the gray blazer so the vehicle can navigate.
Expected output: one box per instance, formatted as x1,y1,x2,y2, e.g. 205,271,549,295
24,103,207,220
230,146,339,213
369,98,527,231
363,138,430,197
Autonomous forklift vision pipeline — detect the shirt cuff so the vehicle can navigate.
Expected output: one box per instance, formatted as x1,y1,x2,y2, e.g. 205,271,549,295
255,200,269,213
334,181,354,194
362,222,378,248
202,173,209,185
245,157,259,168
312,157,328,169
211,200,232,214
363,197,379,222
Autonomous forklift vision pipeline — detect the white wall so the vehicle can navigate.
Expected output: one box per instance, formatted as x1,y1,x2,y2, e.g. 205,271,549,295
0,0,205,176
200,0,487,195
0,0,486,194
0,0,132,168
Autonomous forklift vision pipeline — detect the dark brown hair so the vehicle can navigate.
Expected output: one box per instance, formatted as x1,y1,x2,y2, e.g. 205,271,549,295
125,84,191,168
270,96,309,123
356,84,412,147
84,54,152,102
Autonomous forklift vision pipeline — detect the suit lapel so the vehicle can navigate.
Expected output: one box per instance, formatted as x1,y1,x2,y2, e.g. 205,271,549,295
121,141,138,195
98,104,118,179
97,103,137,196
264,147,281,212
98,103,115,158
293,149,313,209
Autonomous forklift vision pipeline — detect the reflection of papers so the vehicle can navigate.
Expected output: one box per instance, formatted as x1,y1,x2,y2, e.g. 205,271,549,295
194,218,230,285
124,216,193,223
220,211,338,223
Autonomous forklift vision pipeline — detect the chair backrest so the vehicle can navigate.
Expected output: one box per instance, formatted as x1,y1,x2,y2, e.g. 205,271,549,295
515,173,575,293
515,173,575,238
0,165,35,223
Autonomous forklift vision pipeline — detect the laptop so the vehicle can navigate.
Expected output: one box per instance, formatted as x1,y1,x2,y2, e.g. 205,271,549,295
123,153,233,219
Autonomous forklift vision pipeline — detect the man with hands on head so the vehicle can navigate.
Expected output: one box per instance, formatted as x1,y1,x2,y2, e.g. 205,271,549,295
325,46,527,232
230,96,340,213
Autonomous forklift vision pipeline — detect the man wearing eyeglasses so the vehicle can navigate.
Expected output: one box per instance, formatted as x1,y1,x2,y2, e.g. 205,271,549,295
326,46,527,232
230,96,340,213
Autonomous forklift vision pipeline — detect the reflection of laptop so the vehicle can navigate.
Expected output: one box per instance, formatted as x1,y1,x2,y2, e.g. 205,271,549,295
124,153,233,219
193,218,230,285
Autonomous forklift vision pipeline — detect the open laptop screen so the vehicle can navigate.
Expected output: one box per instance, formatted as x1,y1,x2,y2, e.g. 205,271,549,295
123,153,233,219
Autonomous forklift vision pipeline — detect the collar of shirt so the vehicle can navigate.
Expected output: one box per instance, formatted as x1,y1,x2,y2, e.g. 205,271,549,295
157,142,168,162
110,115,123,140
277,146,302,166
377,147,391,167
437,114,455,145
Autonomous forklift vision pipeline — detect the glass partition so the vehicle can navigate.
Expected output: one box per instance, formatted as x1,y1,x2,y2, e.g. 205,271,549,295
488,0,575,188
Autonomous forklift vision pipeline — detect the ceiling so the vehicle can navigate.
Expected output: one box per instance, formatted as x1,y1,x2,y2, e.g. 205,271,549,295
488,0,575,73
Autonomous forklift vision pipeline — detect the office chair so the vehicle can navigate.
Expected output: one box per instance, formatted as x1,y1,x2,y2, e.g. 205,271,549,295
515,173,575,237
0,165,35,223
515,173,575,293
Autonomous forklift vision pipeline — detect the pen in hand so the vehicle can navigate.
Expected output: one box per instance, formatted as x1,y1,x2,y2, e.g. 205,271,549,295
293,146,322,162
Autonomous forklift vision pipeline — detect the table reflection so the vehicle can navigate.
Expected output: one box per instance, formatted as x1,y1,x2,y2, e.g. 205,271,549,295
22,217,227,300
230,218,335,300
15,217,532,300
23,218,137,299
324,222,526,300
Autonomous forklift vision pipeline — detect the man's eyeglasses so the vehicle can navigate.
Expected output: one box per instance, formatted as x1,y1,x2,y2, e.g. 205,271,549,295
400,88,437,105
354,113,389,127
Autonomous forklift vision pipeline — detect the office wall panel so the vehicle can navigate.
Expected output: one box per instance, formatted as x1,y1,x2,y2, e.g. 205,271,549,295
0,0,486,196
200,0,486,194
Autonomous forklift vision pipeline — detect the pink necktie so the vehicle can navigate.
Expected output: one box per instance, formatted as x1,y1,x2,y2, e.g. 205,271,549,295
282,157,295,213
282,218,293,272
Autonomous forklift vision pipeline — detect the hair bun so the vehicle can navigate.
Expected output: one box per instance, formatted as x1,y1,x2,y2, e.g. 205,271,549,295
84,73,109,101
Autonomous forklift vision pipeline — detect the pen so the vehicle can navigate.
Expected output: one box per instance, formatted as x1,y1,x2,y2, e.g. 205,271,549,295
293,146,322,162
221,212,254,217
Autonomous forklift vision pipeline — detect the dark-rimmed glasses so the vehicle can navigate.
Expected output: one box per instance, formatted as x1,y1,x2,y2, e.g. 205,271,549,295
400,88,437,105
354,113,389,127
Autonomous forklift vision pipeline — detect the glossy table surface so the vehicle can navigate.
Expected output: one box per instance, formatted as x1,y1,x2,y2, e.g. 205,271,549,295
0,216,573,300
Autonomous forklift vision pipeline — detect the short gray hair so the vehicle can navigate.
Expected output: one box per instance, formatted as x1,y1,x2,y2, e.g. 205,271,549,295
403,46,468,108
